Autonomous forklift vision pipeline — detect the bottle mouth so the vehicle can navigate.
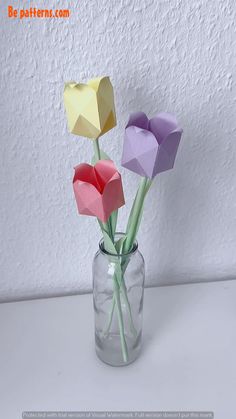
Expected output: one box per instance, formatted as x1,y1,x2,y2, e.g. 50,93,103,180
99,232,138,257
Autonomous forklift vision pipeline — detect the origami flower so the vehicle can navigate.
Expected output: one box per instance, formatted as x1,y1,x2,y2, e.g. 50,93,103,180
121,112,183,179
64,76,116,139
73,160,125,222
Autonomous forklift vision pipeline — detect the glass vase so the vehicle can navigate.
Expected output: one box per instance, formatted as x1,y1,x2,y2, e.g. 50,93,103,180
92,233,145,366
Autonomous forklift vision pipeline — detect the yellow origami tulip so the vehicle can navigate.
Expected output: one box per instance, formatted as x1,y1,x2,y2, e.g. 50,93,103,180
63,76,117,139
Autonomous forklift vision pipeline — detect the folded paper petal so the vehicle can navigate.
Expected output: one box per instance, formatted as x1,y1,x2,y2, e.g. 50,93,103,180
73,160,125,222
149,112,178,144
122,126,158,178
122,112,183,179
64,76,116,139
126,112,149,130
152,130,182,176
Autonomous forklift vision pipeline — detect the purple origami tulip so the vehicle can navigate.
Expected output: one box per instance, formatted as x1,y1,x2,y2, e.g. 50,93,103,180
121,112,183,179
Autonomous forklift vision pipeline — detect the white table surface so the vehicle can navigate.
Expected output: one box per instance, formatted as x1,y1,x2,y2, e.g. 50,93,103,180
0,280,236,419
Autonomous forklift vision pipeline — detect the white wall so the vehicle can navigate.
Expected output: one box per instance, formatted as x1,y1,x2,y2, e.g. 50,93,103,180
0,0,236,302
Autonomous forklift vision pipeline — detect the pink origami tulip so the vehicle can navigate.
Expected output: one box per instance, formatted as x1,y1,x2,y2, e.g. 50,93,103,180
73,160,125,222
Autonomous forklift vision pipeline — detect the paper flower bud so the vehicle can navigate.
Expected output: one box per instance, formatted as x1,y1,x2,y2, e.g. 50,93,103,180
121,112,183,179
64,76,116,139
73,160,125,222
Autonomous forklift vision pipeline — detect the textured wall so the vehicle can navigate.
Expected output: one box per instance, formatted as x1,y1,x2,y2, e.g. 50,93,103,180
0,0,236,301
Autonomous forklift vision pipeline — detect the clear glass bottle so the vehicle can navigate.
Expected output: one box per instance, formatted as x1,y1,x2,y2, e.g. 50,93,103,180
93,233,145,366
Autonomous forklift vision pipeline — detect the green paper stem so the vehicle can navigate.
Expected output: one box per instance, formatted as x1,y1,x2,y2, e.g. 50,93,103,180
113,274,128,362
102,176,153,337
107,217,114,241
104,258,137,338
124,177,150,253
104,294,115,336
93,137,101,162
109,209,118,241
94,170,155,362
96,221,129,362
